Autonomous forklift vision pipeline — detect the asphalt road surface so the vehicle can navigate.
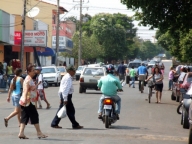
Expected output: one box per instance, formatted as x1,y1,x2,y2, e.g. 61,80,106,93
0,60,189,144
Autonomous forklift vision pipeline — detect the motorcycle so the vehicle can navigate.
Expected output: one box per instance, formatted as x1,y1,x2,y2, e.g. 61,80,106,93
100,89,123,128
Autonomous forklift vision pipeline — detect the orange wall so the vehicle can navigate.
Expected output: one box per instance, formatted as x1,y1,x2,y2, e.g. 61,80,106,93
0,45,4,62
15,15,34,31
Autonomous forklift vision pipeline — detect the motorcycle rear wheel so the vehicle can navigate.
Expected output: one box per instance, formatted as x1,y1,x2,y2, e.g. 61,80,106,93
105,116,109,128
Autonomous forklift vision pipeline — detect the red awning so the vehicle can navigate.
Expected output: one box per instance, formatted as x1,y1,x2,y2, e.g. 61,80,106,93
12,46,45,52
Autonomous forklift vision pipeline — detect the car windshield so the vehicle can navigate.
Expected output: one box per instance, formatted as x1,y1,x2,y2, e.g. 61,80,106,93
57,67,66,72
128,63,140,68
77,66,83,71
42,68,56,73
83,68,104,76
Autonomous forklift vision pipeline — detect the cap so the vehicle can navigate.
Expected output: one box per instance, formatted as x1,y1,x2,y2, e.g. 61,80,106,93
66,65,76,71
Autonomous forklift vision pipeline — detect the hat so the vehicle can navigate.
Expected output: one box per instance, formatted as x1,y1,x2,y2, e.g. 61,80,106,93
66,65,76,71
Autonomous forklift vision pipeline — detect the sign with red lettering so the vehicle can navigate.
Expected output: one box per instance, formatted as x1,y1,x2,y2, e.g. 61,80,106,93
14,31,22,45
24,30,47,47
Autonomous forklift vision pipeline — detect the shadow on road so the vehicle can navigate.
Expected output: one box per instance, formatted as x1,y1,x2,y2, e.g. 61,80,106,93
84,92,102,94
66,128,107,130
41,138,81,142
110,125,143,130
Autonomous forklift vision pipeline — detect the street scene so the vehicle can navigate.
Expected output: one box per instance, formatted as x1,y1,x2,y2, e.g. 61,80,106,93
0,0,192,144
0,61,189,144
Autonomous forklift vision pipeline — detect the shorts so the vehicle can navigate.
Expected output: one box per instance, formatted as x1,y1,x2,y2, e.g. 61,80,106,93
20,102,39,125
36,89,45,100
155,83,163,92
12,95,21,107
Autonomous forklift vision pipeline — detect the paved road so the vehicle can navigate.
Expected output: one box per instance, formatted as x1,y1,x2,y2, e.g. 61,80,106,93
0,60,189,144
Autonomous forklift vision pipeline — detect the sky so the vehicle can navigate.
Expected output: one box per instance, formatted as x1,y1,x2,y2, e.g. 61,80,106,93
43,0,157,41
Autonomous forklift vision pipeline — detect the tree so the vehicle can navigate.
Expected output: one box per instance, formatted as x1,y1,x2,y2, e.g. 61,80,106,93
121,0,192,33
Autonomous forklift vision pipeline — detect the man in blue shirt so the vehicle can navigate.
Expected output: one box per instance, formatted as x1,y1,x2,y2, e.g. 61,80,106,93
117,61,126,81
137,63,148,93
97,64,122,119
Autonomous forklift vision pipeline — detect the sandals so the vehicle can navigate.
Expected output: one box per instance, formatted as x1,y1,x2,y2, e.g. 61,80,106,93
98,115,102,119
46,104,51,109
37,135,48,139
4,118,8,127
18,136,29,139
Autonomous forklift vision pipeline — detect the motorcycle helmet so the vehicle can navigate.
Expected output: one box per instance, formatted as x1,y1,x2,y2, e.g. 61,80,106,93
106,64,115,74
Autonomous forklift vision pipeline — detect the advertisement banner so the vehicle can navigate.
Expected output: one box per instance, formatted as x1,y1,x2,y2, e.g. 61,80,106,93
24,30,47,47
14,31,22,45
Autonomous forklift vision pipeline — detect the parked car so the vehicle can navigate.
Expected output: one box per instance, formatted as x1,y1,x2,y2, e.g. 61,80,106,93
57,66,67,79
79,67,107,93
75,66,86,81
147,60,156,69
41,66,61,86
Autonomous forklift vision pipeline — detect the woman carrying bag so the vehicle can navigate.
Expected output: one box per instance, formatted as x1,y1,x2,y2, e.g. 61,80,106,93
18,65,47,139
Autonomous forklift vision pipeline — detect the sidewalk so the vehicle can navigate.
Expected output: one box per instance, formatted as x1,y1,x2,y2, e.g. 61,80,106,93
0,88,8,93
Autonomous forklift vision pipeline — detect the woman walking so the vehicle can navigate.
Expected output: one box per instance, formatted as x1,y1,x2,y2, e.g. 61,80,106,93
4,68,23,127
18,65,47,139
168,67,176,90
146,67,164,103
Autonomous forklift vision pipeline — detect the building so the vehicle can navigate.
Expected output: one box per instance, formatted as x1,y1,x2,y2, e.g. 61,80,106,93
0,0,68,68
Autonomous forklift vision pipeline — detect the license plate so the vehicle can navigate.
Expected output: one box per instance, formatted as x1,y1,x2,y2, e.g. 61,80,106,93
89,79,97,82
104,105,112,109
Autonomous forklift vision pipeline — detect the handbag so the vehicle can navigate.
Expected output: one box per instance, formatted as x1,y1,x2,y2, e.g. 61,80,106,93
57,105,67,118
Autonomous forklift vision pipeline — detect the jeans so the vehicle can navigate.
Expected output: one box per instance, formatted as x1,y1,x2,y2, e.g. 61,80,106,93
129,77,135,87
98,95,121,114
51,93,79,128
169,80,173,89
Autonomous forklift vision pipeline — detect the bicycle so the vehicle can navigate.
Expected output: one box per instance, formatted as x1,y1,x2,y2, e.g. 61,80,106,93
147,80,155,103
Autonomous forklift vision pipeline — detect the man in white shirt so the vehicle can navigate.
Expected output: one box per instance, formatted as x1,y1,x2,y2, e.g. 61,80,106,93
51,65,83,129
35,67,51,109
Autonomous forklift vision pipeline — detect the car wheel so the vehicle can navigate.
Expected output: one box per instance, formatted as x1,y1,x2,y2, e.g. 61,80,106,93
177,103,182,114
181,113,183,125
183,110,190,129
79,86,83,93
188,125,192,144
55,79,59,87
43,81,48,88
171,92,176,100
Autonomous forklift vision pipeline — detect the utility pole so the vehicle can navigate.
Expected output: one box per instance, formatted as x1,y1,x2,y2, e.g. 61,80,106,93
20,0,27,70
78,0,82,66
55,0,60,66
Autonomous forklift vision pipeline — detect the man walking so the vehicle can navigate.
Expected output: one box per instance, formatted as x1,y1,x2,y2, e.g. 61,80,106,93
51,65,83,129
117,61,126,81
129,66,136,88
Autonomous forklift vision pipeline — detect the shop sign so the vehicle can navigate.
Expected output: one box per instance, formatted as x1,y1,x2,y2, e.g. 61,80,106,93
14,31,22,45
24,30,47,47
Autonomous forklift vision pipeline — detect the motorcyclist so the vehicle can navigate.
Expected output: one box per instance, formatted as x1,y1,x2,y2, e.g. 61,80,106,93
97,64,122,120
137,63,148,93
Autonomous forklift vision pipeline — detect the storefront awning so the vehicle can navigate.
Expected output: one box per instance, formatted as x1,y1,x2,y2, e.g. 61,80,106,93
37,47,55,57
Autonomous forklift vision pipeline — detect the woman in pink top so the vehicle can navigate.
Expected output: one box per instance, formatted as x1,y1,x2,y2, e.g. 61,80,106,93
18,65,47,139
168,67,176,90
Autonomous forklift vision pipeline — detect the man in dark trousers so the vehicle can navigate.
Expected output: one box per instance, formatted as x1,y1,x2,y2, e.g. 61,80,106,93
117,61,126,81
51,65,83,129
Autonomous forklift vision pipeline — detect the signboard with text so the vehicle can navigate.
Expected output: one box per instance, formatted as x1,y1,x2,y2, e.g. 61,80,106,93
14,31,22,45
24,30,47,47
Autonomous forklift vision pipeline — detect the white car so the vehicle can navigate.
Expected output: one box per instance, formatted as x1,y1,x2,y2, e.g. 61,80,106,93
79,67,107,93
41,66,61,86
75,66,86,81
